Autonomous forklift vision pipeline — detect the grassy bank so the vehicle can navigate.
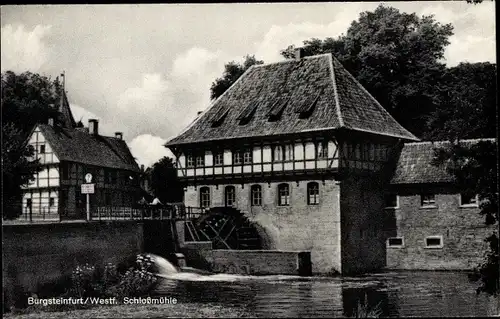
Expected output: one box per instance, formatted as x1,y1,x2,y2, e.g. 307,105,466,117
4,302,251,318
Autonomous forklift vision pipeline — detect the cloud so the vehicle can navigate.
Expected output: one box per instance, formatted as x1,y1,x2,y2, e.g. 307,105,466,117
128,134,174,168
254,4,377,62
1,24,52,73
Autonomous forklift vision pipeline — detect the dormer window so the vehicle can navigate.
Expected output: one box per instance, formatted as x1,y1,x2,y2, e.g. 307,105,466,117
268,97,288,122
296,92,321,119
237,103,258,125
211,109,229,127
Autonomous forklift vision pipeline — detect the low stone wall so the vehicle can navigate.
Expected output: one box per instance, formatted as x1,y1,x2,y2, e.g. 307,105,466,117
2,221,144,308
181,242,312,276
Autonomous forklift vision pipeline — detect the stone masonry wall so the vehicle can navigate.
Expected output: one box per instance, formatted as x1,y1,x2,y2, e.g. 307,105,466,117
340,174,387,274
385,186,493,270
184,179,341,274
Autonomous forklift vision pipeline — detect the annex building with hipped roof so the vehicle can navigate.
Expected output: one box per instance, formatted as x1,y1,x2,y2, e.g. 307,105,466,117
21,89,141,221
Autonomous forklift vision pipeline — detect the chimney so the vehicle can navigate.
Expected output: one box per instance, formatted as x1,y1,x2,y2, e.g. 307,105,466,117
295,47,305,60
140,164,145,172
88,119,99,135
47,118,55,127
115,132,123,140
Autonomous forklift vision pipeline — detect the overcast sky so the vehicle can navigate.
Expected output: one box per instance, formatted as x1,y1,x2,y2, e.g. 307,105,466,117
1,2,496,168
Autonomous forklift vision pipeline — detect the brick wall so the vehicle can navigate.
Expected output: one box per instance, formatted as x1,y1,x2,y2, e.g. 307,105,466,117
340,174,387,274
184,179,341,274
385,186,493,270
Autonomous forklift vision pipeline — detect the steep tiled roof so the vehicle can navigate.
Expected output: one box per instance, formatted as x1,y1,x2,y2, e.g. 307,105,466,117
390,138,496,184
58,90,76,129
38,124,140,172
166,53,418,147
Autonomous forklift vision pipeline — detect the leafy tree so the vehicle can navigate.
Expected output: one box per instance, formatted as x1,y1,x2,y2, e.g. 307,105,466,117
424,62,497,141
149,156,183,204
1,71,62,219
433,140,499,295
280,5,454,138
210,55,264,100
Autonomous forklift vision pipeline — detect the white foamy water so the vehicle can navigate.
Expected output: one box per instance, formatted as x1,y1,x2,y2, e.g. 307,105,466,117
147,253,178,275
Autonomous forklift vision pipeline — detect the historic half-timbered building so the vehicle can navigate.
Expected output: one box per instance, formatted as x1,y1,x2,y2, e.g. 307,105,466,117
21,91,141,221
165,50,420,274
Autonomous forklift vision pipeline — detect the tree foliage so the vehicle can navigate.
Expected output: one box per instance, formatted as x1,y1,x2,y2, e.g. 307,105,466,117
281,5,454,138
210,55,264,100
1,71,62,219
149,156,183,204
433,140,499,295
424,62,497,140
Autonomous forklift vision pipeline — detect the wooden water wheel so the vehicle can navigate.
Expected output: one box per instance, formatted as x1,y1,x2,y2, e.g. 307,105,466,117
195,207,262,250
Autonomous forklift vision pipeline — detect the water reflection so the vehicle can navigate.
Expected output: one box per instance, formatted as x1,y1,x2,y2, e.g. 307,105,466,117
155,272,495,317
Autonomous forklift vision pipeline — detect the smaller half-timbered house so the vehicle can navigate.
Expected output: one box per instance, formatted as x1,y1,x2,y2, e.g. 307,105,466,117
21,91,141,221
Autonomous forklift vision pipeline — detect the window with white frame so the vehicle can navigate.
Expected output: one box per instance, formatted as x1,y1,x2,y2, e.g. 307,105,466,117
316,141,328,159
273,145,283,162
251,184,262,206
425,235,443,248
214,152,224,166
387,237,404,248
460,193,478,207
421,194,436,207
186,154,195,168
243,148,253,164
225,186,236,207
233,151,243,165
196,154,205,167
384,194,399,209
200,187,210,208
307,182,319,205
278,183,290,206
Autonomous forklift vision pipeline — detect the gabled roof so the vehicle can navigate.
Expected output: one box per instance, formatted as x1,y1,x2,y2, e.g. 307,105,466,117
166,53,418,147
390,138,496,185
38,124,140,172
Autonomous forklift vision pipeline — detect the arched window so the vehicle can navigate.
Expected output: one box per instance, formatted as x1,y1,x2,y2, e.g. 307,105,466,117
251,185,262,206
200,187,210,208
225,186,236,207
278,183,290,206
307,182,319,205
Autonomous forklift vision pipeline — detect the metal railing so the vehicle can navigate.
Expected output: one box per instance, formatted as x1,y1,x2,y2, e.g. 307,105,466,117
20,206,60,222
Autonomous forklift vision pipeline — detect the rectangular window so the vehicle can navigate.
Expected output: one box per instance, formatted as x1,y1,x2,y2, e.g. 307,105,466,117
225,186,236,207
307,182,319,205
251,185,262,206
214,152,224,166
316,141,328,159
243,149,253,164
186,154,195,168
39,144,45,154
284,144,293,161
196,155,205,167
425,236,443,248
273,145,283,162
278,184,290,206
200,187,210,208
49,197,55,207
421,194,436,207
460,193,478,207
387,237,404,248
384,194,399,208
233,151,242,165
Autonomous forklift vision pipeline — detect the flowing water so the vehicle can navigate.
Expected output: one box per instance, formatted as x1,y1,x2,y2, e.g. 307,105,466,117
150,255,499,317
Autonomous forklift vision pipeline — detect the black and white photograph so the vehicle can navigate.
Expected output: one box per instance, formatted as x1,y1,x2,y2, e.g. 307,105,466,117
1,1,498,318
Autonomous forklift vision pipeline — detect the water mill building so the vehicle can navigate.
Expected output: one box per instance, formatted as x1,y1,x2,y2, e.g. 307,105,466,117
165,49,495,274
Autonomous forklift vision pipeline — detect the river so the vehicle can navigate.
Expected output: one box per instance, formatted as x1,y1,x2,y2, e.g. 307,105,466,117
156,271,498,317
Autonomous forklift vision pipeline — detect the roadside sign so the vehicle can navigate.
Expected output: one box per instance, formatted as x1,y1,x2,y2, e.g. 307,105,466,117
85,173,93,183
81,183,95,194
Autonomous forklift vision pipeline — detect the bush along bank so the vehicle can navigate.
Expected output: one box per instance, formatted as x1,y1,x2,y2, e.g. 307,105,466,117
7,254,159,314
